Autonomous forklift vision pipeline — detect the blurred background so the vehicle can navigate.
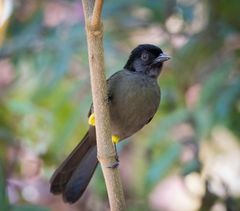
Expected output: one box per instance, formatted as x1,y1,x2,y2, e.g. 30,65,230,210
0,0,240,210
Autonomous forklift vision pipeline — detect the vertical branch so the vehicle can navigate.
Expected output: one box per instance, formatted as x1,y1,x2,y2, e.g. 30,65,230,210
91,0,103,28
81,0,126,210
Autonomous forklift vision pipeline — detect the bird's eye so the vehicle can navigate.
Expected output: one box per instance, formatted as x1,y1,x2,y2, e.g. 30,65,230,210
141,53,149,61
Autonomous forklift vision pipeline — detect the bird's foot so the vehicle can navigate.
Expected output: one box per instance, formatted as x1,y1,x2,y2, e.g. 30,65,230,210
107,152,119,168
107,160,119,168
106,136,120,168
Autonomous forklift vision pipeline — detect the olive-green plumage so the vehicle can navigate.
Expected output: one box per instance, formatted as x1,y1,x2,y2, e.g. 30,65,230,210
108,70,160,139
50,44,170,203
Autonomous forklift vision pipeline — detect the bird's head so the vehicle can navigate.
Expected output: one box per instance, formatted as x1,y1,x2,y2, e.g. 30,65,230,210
124,44,170,78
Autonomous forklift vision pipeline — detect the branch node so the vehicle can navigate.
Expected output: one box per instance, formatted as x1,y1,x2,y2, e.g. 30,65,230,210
86,21,103,37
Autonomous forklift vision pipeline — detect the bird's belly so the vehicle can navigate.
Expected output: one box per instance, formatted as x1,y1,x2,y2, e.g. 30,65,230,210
109,78,160,139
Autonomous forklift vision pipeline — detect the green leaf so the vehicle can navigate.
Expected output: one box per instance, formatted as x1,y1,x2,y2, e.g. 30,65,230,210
215,78,240,119
181,159,201,176
149,108,190,146
200,61,232,106
147,143,181,185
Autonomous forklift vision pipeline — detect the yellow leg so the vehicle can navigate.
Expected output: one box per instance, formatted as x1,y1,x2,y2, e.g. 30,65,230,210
88,113,120,168
88,113,95,126
111,135,120,166
112,135,120,144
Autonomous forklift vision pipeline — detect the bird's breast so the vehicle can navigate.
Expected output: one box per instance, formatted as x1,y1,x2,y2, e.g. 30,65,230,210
109,72,160,139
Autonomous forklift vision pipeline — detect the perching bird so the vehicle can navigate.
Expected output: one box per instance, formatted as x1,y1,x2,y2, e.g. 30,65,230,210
50,44,170,203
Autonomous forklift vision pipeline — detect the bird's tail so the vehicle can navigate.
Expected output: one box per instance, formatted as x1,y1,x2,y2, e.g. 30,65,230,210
50,127,98,203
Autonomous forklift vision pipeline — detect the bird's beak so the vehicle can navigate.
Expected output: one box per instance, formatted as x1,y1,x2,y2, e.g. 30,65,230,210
153,53,171,64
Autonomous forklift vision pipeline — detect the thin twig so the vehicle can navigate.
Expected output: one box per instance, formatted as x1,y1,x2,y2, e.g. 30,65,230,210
91,0,103,28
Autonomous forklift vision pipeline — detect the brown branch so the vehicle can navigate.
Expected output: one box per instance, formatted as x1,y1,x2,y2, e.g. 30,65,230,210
91,0,103,28
81,0,126,210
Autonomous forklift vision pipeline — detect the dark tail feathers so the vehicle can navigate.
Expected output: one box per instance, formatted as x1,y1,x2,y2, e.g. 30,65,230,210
50,127,98,203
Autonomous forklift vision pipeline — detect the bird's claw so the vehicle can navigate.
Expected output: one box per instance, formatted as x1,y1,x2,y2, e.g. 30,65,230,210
107,160,119,169
106,154,119,168
106,136,120,168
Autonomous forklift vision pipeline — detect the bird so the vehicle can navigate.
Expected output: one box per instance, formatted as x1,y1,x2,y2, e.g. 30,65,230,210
50,44,170,203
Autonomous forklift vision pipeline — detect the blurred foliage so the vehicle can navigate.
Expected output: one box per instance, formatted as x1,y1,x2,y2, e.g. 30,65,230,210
0,0,240,210
0,162,9,211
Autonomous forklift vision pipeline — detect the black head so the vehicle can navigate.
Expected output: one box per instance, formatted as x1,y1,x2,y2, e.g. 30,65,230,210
124,44,170,78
